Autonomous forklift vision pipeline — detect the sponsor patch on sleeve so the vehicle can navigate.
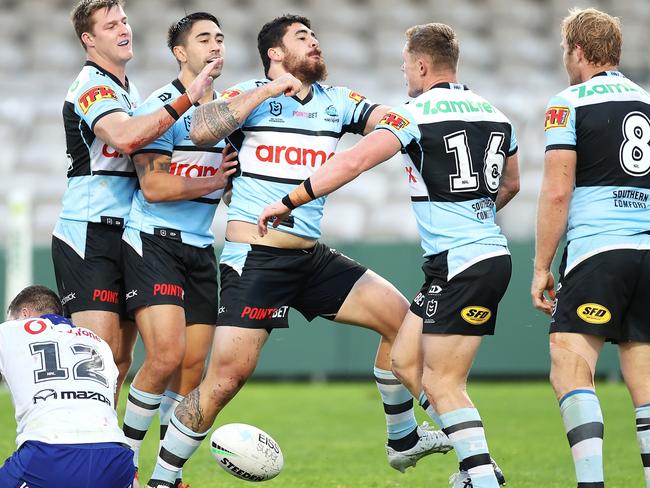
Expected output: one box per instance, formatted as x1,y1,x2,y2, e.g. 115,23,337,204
348,91,366,104
378,112,410,130
78,85,118,114
544,106,570,131
221,89,241,100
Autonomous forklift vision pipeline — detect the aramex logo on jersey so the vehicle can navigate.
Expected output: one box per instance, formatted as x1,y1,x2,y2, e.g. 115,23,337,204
348,91,366,103
78,85,118,114
255,145,334,167
379,112,410,130
544,106,570,131
576,303,611,324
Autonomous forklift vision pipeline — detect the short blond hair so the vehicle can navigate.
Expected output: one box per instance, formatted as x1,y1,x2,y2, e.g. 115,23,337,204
562,8,621,66
405,23,459,71
71,0,125,49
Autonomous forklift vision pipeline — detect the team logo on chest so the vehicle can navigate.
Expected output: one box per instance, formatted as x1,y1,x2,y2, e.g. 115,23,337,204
269,101,282,116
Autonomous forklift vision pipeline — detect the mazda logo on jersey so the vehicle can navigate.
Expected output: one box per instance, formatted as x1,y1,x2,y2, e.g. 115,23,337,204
461,306,492,325
269,101,282,116
576,303,611,324
33,389,57,404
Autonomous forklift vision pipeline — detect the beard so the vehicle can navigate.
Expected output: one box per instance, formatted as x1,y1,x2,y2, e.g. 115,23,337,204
282,51,327,85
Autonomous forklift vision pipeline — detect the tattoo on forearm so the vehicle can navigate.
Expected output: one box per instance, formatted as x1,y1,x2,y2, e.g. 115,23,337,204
133,154,171,179
175,389,206,432
194,100,239,143
148,158,171,173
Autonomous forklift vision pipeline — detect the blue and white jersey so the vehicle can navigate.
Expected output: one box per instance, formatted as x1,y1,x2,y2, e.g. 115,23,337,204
124,79,225,250
224,79,378,239
377,83,517,279
0,314,126,448
59,61,140,225
54,62,140,255
545,71,650,274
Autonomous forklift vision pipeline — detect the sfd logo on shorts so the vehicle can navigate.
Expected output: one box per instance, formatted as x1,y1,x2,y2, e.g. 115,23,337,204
461,306,492,325
577,303,611,324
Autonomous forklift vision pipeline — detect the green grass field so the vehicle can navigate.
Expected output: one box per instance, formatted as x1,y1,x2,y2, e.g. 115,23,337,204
0,381,643,487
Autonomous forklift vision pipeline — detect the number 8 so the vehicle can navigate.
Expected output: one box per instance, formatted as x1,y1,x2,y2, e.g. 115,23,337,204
620,112,650,177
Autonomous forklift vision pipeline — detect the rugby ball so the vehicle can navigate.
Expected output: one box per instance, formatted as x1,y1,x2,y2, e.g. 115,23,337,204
210,423,283,482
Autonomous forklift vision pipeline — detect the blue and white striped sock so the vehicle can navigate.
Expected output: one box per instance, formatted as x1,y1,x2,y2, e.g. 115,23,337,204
150,411,210,484
418,390,442,428
374,367,418,451
159,390,185,480
441,407,498,488
122,385,162,469
559,389,604,488
635,403,650,487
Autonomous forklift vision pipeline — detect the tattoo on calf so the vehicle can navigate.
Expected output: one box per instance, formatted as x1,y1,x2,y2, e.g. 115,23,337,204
175,389,206,432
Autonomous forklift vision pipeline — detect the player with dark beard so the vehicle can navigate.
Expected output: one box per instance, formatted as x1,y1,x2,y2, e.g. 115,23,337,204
146,14,452,487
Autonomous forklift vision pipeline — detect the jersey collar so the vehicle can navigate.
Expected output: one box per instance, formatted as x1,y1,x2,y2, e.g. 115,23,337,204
429,82,468,91
292,85,314,105
592,70,624,78
84,60,130,92
40,314,75,327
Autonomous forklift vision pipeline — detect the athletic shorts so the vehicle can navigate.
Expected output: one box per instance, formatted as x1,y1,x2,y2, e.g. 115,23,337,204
52,223,126,317
0,441,135,488
122,232,218,325
410,252,511,335
217,241,367,329
551,248,650,342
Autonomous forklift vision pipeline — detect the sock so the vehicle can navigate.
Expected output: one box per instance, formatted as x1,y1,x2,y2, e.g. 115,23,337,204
559,389,604,488
122,385,163,469
150,411,210,484
159,390,185,481
636,403,650,487
441,407,498,488
374,367,418,451
418,390,442,428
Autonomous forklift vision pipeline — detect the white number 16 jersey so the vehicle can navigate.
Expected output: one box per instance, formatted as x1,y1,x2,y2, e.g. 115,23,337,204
0,315,127,448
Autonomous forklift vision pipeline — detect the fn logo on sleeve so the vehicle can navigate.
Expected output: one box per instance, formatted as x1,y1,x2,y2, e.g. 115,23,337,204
544,106,570,131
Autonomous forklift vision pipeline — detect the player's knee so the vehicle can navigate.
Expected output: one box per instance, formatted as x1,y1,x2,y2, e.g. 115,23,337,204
391,356,418,390
144,348,185,377
549,343,595,397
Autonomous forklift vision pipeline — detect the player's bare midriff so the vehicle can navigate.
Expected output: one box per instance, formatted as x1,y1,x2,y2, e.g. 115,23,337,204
226,220,316,249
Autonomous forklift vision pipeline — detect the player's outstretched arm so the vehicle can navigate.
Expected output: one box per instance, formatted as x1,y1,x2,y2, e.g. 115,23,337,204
257,129,401,236
93,59,219,155
190,73,302,146
531,149,576,314
362,105,390,135
133,144,238,202
495,153,520,210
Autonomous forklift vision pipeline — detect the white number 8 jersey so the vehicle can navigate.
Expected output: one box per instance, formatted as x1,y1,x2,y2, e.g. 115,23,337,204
0,315,127,448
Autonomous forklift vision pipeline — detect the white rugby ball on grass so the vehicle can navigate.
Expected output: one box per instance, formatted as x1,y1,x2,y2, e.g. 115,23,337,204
210,423,284,482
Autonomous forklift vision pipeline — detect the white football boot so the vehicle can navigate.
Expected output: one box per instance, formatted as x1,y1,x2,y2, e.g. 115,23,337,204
386,421,453,472
448,458,506,487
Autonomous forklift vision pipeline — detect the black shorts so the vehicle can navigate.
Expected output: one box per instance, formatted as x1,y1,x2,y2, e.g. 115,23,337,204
122,232,218,325
51,223,126,317
551,248,650,342
217,242,367,329
410,252,511,335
